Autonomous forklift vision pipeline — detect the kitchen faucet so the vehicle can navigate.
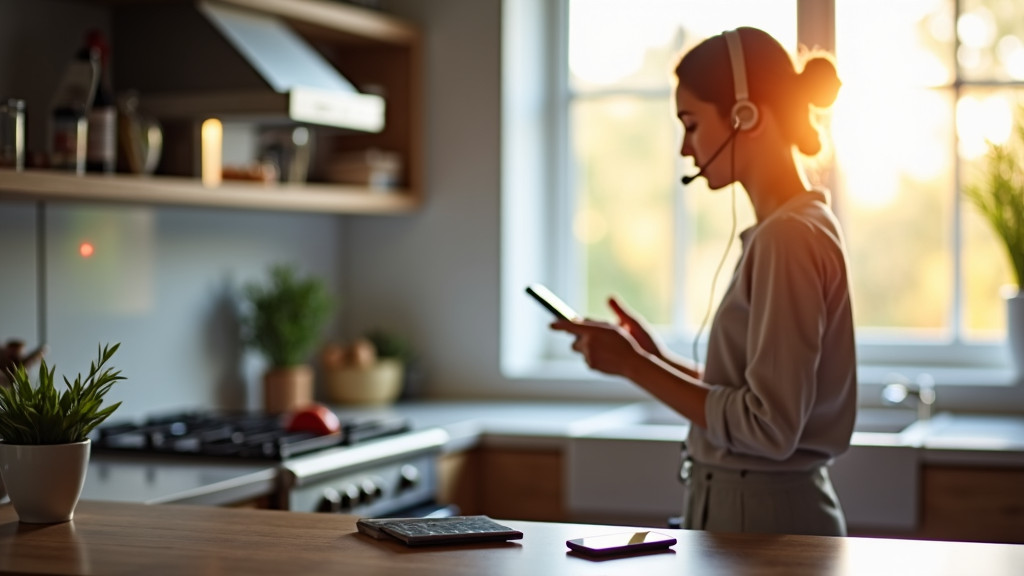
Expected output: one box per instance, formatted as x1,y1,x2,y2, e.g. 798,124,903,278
881,373,936,421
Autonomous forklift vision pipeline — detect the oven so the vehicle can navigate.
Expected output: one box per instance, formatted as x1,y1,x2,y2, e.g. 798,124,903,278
92,409,453,518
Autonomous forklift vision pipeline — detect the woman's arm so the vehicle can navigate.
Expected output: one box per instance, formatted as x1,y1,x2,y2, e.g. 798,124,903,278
552,319,709,428
606,297,703,380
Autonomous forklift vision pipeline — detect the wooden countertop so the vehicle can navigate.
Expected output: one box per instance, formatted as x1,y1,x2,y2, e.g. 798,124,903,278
1,501,1022,575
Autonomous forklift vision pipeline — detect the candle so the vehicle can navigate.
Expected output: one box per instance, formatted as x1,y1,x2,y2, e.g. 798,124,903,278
201,118,222,187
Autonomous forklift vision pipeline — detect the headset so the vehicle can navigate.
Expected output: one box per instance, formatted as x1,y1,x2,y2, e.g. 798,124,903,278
724,29,759,132
686,29,759,366
681,29,759,185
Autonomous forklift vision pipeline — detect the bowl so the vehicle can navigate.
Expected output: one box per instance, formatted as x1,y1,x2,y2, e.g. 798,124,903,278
323,359,403,405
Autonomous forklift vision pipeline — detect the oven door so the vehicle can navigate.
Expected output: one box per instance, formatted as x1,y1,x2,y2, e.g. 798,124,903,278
280,428,450,518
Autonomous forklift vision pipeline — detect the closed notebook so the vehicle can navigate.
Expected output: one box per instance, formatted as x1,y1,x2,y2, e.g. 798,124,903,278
356,516,523,546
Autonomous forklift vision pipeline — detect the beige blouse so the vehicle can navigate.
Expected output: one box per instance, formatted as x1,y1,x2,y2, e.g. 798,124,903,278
686,189,857,472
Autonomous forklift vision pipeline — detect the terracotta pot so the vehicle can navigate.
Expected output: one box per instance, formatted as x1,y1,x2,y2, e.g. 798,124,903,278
263,365,314,414
0,439,91,523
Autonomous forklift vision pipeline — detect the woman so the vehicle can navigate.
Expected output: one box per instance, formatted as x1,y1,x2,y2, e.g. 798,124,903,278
552,27,856,536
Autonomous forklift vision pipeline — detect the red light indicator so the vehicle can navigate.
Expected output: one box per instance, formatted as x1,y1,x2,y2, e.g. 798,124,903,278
79,242,95,258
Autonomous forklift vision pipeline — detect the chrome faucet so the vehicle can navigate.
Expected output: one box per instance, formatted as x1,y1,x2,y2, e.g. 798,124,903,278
881,373,936,421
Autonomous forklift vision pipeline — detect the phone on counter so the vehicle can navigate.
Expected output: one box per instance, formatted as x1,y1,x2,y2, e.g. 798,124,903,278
525,283,581,322
566,531,677,557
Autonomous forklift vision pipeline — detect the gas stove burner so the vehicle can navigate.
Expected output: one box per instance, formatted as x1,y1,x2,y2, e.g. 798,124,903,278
92,409,411,461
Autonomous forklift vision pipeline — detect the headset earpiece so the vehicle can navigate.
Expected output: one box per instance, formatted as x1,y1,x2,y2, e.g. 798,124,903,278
724,29,758,131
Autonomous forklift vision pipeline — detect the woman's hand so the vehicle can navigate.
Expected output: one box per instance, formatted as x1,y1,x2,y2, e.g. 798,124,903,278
551,319,646,379
608,297,664,360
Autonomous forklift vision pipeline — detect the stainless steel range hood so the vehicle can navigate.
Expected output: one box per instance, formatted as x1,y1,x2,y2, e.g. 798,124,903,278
111,0,385,132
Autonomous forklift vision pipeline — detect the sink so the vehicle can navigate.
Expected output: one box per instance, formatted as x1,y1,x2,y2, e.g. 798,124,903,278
853,407,921,433
910,412,1024,451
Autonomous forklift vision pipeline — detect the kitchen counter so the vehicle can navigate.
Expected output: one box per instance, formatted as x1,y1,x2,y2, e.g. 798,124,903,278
78,401,639,507
1,500,1022,575
335,400,650,451
77,401,1024,508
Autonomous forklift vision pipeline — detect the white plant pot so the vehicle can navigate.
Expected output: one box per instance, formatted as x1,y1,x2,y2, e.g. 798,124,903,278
1007,292,1024,377
0,439,91,523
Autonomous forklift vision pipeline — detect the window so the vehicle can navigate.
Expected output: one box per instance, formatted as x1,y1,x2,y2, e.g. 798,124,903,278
529,0,1024,383
833,0,1023,375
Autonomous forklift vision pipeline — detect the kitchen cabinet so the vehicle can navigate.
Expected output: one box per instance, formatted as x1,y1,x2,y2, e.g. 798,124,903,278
438,447,567,523
916,465,1024,544
0,0,422,215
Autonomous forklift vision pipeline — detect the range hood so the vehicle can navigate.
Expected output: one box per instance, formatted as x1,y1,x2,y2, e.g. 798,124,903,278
111,0,385,132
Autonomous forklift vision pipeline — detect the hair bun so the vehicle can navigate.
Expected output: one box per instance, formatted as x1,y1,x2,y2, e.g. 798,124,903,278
799,57,841,108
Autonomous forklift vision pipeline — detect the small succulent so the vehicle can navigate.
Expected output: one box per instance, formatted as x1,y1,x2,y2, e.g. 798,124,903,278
0,343,125,445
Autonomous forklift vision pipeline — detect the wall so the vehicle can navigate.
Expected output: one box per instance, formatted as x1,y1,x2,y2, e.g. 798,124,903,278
0,0,346,418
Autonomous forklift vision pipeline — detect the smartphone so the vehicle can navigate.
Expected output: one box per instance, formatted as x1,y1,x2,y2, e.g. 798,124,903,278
525,284,580,322
566,531,677,557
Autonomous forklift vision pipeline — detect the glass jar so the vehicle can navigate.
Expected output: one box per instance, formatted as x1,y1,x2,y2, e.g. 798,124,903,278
0,98,25,171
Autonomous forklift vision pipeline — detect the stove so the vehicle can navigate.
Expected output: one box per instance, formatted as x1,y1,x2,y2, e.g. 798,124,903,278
93,410,411,460
92,409,451,517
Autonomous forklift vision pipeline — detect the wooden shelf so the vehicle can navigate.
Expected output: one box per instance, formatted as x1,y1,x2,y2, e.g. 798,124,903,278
0,169,419,214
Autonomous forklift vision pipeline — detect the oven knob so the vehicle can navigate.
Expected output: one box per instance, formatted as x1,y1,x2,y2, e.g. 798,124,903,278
339,483,361,510
317,487,341,513
398,464,420,490
360,478,383,504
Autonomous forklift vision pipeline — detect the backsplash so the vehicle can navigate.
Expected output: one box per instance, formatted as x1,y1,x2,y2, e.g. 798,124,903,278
0,199,344,418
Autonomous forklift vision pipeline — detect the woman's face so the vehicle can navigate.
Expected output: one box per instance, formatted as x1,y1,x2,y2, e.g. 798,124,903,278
675,83,735,188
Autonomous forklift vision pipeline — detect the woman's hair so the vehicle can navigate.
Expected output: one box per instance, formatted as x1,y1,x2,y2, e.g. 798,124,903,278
675,27,841,156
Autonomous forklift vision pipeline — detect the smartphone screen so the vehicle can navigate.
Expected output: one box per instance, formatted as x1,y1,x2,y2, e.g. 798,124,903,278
566,531,676,557
525,284,580,322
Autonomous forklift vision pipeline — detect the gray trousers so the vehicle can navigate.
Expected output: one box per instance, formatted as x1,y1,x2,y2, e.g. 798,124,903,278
681,459,847,537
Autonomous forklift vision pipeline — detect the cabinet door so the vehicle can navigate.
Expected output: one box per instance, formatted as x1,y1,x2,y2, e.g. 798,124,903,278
918,466,1024,544
478,448,565,522
438,447,566,522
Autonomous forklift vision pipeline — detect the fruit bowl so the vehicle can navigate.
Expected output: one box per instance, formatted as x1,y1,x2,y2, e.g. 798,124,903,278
323,359,403,405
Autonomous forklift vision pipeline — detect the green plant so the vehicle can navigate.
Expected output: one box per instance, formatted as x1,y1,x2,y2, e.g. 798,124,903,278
965,107,1024,287
243,265,333,367
0,343,125,445
365,329,413,362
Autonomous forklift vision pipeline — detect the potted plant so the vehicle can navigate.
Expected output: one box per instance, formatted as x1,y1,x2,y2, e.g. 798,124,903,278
242,265,332,413
0,343,124,523
964,106,1024,374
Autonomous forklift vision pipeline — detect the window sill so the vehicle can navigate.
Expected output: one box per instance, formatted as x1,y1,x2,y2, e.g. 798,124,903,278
507,357,1021,389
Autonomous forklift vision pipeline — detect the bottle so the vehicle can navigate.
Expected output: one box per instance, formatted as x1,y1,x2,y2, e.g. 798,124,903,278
50,45,97,174
82,30,117,173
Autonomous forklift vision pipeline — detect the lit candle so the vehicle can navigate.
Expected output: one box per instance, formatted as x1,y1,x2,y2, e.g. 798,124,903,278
201,118,222,187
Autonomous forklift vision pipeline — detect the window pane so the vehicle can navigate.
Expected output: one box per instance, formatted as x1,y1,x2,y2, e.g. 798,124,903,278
837,0,956,88
836,0,957,337
959,0,1024,81
571,96,677,323
959,88,1024,339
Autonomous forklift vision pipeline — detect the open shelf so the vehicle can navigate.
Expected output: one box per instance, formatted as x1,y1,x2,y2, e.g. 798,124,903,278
1,0,424,216
0,169,419,214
